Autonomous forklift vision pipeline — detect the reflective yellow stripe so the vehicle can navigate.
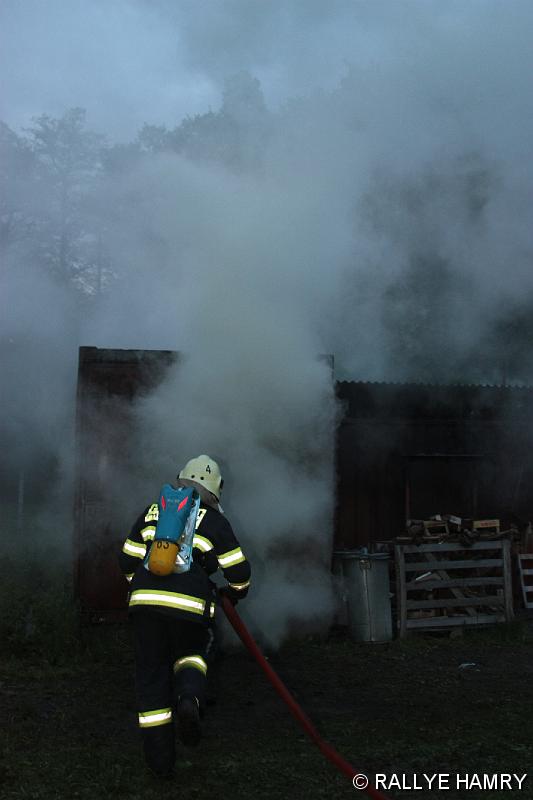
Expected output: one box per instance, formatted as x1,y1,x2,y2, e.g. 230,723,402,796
122,539,147,558
193,534,214,553
195,508,207,529
145,504,159,522
218,547,246,567
141,525,156,542
129,590,205,615
173,655,207,675
138,708,172,728
210,601,215,618
229,580,250,591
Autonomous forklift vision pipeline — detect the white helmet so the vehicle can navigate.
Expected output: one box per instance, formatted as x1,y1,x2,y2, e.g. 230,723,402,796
178,455,223,500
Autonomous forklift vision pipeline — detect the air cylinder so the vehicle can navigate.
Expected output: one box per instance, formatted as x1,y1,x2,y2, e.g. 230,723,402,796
148,540,179,576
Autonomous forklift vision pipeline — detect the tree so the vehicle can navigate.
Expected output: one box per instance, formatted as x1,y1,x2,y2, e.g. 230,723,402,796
221,71,267,123
24,108,106,289
0,122,38,251
166,71,270,172
476,299,533,385
136,123,172,154
359,155,499,383
382,253,474,382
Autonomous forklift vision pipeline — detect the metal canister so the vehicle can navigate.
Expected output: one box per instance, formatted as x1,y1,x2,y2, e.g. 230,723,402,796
333,551,392,642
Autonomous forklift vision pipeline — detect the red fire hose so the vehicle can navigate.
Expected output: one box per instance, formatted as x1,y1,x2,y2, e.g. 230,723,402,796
220,594,391,800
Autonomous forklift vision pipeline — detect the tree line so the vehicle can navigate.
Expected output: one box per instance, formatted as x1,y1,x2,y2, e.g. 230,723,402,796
2,69,533,384
1,72,269,299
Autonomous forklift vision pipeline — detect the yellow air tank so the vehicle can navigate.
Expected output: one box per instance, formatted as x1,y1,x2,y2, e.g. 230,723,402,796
148,539,180,576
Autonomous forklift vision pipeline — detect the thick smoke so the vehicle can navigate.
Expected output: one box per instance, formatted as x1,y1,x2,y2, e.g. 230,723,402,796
89,151,341,643
3,1,533,643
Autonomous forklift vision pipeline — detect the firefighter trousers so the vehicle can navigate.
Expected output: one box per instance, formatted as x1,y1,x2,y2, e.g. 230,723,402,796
131,610,209,775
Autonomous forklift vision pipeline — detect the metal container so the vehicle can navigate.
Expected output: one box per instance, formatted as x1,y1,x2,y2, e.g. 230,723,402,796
74,346,177,622
333,551,392,642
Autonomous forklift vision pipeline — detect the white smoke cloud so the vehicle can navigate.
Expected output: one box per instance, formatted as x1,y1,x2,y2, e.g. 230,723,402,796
88,152,340,642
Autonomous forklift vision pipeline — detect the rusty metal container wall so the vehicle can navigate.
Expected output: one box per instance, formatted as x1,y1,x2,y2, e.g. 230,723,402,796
74,346,177,622
335,381,533,549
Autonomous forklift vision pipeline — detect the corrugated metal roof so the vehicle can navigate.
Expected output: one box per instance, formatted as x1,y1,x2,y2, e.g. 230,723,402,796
336,380,533,420
337,380,533,391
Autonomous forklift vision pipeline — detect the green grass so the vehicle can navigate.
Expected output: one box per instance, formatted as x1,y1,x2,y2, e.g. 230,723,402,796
2,567,533,799
2,541,81,665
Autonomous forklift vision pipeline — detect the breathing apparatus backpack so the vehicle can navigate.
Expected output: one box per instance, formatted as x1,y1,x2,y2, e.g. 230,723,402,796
144,485,200,576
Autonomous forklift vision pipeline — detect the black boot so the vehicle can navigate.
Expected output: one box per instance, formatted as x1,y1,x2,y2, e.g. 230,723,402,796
176,695,202,747
142,724,176,778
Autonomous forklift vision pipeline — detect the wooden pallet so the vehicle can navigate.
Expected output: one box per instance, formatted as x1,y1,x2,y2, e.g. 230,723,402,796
394,540,513,636
517,554,533,610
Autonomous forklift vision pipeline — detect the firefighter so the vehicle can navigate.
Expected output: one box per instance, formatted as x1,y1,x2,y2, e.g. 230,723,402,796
119,454,251,778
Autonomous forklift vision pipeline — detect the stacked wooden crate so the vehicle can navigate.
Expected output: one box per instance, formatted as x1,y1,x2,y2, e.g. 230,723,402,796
394,538,514,636
517,554,533,610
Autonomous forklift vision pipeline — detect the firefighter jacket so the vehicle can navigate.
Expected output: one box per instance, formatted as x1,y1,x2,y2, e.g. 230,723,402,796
119,502,251,625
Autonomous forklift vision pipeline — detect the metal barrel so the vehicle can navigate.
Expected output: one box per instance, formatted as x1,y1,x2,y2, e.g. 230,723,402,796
333,551,393,642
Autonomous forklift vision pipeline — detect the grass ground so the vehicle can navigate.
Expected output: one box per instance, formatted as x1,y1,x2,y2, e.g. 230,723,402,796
2,615,533,800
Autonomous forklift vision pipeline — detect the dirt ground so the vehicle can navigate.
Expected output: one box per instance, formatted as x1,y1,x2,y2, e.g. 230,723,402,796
2,618,533,800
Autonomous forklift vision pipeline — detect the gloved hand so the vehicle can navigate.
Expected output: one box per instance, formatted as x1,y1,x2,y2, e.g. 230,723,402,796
219,586,241,606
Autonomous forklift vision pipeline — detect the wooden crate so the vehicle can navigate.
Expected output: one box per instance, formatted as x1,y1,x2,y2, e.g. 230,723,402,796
517,554,533,610
394,540,513,636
